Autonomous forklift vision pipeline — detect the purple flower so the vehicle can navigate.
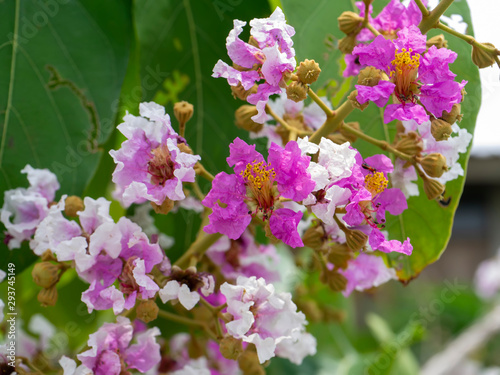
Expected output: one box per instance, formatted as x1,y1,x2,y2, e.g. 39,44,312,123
1,165,60,249
77,316,161,374
110,102,200,207
202,138,315,248
212,7,296,123
353,26,466,124
339,253,397,296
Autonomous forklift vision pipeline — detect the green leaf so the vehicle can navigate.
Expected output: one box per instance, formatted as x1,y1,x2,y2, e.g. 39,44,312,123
0,0,133,265
281,1,480,281
0,0,133,199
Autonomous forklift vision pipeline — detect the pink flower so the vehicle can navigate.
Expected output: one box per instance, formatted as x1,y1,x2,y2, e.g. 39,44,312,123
77,316,161,374
353,26,466,124
202,138,315,247
339,253,397,296
212,8,296,123
110,102,200,207
1,165,59,249
220,276,315,364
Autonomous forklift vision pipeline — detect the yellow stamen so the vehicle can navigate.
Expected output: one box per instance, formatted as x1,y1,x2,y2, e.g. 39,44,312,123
364,172,388,195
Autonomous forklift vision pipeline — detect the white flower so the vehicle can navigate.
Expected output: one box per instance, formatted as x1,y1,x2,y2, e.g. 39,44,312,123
159,280,200,310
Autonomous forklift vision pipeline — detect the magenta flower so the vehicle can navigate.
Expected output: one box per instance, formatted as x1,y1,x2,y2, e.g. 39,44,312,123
110,102,200,207
212,7,296,123
202,138,315,248
77,316,161,374
343,0,423,77
353,25,466,124
342,154,413,255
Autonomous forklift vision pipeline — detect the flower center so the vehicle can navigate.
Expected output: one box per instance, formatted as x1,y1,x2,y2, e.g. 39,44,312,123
148,145,175,186
119,257,139,295
241,160,277,219
390,48,420,103
364,172,388,196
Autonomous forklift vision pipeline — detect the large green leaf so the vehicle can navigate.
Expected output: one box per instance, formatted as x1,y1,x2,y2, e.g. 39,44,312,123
280,1,480,281
0,0,133,200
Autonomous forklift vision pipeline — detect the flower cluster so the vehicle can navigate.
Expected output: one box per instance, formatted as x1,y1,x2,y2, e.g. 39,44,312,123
212,7,296,123
353,25,466,124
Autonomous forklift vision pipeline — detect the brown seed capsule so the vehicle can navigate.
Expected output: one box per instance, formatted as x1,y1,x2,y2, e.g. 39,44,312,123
32,262,60,289
219,336,243,360
426,34,448,49
64,196,84,218
320,268,348,292
338,11,363,35
327,243,352,269
422,177,445,200
38,285,58,307
296,59,321,84
173,101,194,127
357,66,385,87
345,228,368,252
348,90,368,111
302,225,324,251
420,153,448,178
441,103,462,124
231,82,258,101
296,300,323,323
136,300,159,323
395,132,423,156
338,34,357,54
431,118,453,141
150,199,174,215
286,81,308,103
471,42,498,69
235,105,263,133
238,350,265,375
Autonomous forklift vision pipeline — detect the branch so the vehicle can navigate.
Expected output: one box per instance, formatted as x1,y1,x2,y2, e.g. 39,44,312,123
419,0,455,34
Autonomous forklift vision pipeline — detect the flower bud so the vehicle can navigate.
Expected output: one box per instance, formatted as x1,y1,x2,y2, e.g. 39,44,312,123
345,228,368,251
302,225,324,251
327,243,351,269
441,103,462,124
231,82,258,101
136,300,159,323
235,105,263,133
357,66,385,87
420,153,448,178
426,34,447,49
338,34,357,54
32,262,60,288
174,101,194,127
320,269,348,292
338,11,363,35
422,176,445,200
431,118,453,141
348,90,368,111
219,336,243,360
151,199,174,215
38,286,58,307
238,351,265,375
64,196,84,217
296,59,321,84
395,131,423,156
296,300,323,323
472,42,498,69
286,81,308,103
